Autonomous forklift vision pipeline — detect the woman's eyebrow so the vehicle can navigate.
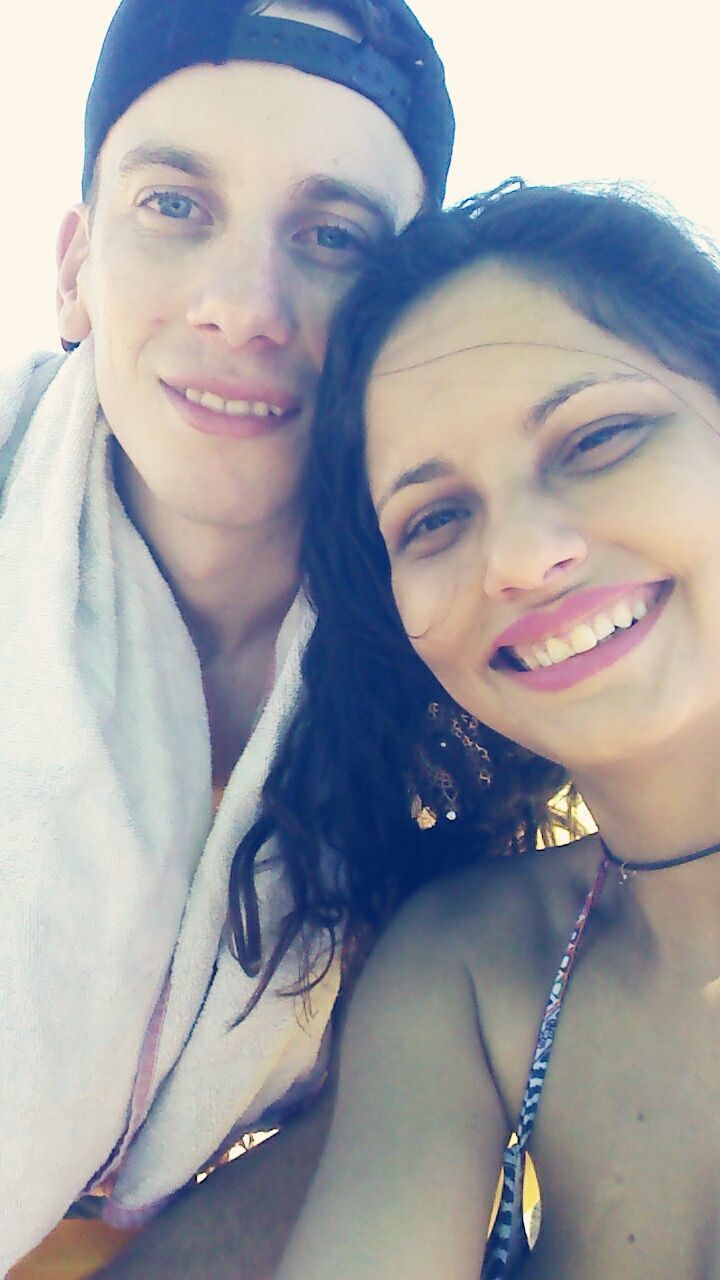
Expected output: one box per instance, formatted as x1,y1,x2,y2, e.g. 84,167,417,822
525,371,655,434
376,458,455,515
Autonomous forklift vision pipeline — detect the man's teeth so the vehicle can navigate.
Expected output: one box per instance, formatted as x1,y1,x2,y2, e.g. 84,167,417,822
512,597,650,671
183,388,285,419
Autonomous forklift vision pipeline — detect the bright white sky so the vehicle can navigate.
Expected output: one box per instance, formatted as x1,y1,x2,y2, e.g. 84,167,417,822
3,0,719,360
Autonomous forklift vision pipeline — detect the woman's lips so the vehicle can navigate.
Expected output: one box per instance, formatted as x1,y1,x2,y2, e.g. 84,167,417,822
490,580,672,693
490,581,665,653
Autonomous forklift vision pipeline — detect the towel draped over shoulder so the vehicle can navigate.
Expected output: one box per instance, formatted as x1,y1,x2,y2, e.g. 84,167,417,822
0,347,339,1273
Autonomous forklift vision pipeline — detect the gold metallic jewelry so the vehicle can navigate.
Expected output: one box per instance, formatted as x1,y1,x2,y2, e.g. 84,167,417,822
411,702,492,829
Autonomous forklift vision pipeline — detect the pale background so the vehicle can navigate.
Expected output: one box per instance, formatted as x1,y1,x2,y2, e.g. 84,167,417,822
2,0,718,360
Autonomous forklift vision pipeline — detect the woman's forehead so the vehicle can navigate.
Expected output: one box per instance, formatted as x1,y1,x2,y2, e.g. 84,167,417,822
367,257,720,426
372,260,624,378
365,258,720,487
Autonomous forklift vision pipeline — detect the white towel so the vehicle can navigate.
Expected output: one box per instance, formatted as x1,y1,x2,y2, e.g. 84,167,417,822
0,347,339,1271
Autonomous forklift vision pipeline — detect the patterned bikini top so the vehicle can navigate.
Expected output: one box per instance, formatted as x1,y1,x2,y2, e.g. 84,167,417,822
480,854,610,1279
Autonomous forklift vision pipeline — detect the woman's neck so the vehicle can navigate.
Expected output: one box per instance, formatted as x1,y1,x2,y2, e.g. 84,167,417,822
573,719,720,970
576,725,720,866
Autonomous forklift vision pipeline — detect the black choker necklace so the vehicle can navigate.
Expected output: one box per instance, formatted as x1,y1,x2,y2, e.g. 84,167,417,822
600,836,720,883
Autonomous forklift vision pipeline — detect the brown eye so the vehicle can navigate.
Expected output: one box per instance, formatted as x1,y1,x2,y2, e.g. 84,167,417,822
556,415,657,474
402,503,471,550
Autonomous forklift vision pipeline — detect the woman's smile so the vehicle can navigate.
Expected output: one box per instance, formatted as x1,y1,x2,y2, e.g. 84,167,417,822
490,578,673,691
367,258,720,769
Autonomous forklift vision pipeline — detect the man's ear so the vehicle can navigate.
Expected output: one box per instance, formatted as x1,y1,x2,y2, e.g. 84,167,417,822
56,207,92,347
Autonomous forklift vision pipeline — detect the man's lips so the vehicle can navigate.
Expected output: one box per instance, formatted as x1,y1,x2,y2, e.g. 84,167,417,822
162,376,301,417
160,376,303,439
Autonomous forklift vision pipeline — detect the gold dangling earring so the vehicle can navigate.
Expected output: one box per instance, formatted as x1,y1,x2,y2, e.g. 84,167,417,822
410,701,492,829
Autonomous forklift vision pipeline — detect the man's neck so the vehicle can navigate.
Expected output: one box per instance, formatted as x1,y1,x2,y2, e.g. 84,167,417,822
117,459,301,664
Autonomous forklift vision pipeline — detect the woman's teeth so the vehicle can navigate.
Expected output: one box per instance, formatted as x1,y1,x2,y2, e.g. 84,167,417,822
183,388,285,419
511,597,650,671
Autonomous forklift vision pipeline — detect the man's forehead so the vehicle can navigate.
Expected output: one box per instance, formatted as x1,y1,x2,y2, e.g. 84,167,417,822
95,59,424,231
111,141,403,228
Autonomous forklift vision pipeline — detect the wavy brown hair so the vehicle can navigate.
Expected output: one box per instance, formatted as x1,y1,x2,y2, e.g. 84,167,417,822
229,179,720,1012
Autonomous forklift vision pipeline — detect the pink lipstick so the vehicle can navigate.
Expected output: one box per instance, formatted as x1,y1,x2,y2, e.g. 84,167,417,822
490,580,672,693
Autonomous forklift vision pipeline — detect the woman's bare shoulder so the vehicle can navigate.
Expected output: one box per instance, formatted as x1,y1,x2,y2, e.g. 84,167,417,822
334,835,606,1148
359,832,602,1023
418,833,602,954
409,834,606,1112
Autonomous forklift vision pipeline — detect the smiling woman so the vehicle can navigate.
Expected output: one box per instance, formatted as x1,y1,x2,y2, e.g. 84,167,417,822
220,181,720,1280
364,254,720,766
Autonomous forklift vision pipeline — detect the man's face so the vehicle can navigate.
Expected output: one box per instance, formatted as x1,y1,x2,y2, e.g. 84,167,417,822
59,9,425,535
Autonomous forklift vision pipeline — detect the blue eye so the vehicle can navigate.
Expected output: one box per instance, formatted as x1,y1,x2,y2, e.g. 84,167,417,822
293,220,370,269
315,225,357,251
140,190,209,223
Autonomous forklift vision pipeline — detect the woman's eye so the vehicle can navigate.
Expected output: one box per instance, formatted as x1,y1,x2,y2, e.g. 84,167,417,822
557,416,656,473
402,504,470,550
139,190,211,225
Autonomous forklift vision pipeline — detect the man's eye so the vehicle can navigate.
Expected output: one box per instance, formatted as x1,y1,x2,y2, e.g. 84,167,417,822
294,220,369,265
315,225,358,251
139,190,210,224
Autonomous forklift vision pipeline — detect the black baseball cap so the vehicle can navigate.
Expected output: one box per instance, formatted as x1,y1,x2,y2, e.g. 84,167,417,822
82,0,455,205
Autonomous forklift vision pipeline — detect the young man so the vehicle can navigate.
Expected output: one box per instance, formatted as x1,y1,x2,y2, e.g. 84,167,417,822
2,0,453,1275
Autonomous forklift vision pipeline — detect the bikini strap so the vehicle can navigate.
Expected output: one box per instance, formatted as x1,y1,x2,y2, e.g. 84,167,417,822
515,852,609,1153
482,852,610,1278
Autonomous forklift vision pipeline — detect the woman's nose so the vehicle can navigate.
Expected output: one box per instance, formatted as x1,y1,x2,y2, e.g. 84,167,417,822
483,497,588,600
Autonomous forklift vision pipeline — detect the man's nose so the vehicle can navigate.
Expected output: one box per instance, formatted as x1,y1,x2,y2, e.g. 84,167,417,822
483,494,588,600
185,233,296,350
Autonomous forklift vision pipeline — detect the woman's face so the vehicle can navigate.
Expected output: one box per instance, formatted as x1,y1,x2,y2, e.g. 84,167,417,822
365,259,720,772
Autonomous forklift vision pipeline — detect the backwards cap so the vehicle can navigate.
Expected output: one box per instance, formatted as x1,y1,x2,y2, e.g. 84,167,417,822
83,0,455,205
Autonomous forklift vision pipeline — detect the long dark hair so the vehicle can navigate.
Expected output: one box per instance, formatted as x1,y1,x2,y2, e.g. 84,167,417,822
229,180,720,1009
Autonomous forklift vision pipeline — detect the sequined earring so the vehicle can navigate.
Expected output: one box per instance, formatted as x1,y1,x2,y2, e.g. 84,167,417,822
411,701,492,829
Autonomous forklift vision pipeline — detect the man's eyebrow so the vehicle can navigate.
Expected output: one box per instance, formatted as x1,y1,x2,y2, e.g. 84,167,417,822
525,371,655,433
117,144,219,182
376,458,455,516
292,175,397,232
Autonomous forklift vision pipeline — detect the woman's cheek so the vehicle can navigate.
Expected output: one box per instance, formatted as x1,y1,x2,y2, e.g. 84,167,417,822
392,560,469,663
